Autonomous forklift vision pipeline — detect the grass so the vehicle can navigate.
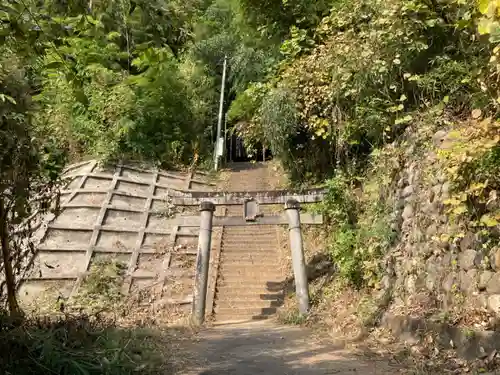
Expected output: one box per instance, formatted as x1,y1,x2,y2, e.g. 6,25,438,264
1,257,195,374
278,308,308,325
70,259,126,315
0,312,180,375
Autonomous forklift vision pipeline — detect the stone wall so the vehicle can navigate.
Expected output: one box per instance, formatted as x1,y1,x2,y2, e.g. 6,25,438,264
372,123,500,329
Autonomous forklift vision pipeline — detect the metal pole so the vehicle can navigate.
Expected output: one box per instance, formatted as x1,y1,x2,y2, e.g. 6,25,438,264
285,199,309,315
214,55,228,171
192,201,216,326
223,113,227,164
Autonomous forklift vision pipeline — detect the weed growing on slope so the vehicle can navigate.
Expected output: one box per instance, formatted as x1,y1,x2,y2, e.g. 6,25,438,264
0,312,179,375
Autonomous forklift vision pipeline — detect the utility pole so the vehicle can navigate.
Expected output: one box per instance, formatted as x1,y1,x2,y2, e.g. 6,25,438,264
223,113,227,163
214,55,228,172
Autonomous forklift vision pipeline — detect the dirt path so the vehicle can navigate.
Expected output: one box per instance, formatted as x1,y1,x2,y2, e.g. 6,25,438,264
219,161,287,191
180,320,401,375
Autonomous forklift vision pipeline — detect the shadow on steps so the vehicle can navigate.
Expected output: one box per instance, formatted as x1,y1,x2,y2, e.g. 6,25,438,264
239,253,336,321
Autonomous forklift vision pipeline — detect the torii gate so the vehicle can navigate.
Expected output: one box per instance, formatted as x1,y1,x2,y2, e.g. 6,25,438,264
172,188,325,325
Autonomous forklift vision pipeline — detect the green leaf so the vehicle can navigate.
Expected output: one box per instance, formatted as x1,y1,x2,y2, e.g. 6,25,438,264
107,31,121,41
45,61,64,70
0,93,16,105
480,214,499,227
394,115,413,125
479,0,490,14
452,205,468,215
478,18,493,35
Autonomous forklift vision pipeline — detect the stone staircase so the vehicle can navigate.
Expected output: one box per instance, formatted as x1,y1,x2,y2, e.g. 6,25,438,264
214,225,284,322
212,162,286,322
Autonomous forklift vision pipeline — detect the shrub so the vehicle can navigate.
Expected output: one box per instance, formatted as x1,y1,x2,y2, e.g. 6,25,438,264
0,313,171,375
230,0,492,182
322,167,395,288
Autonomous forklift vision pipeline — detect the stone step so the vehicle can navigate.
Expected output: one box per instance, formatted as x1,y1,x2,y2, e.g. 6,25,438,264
221,252,280,267
216,299,283,309
221,251,277,257
222,233,277,239
216,283,284,294
218,279,282,288
221,246,277,252
220,262,281,271
223,234,277,238
222,236,277,242
220,267,281,281
220,258,279,266
222,241,278,248
220,268,280,275
219,273,281,281
214,315,272,323
216,292,284,302
221,245,278,252
218,278,284,286
222,253,277,259
215,307,278,318
222,239,276,243
222,248,277,254
222,242,277,247
223,229,276,235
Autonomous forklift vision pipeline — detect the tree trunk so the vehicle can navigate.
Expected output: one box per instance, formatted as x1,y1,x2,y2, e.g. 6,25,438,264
0,196,20,314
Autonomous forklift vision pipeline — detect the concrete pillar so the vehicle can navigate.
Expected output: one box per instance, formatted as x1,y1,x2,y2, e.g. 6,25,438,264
285,199,309,315
192,201,216,326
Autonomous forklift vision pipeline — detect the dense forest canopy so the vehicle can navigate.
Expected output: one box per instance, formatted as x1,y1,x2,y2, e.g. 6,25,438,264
2,0,500,176
0,0,340,174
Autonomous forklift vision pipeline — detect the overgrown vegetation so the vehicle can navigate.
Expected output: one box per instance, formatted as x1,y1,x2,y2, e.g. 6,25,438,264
0,313,175,375
439,117,500,229
230,0,496,180
226,0,500,287
73,259,127,313
320,154,397,287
